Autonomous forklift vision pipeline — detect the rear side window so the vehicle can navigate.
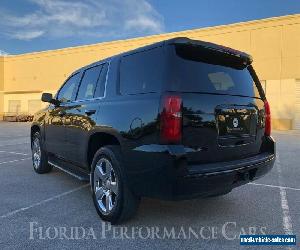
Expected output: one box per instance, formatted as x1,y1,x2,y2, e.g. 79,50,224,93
120,47,164,95
76,65,102,100
166,45,261,98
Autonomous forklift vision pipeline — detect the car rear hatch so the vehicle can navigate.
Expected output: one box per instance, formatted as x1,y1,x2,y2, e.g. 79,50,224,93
163,40,267,164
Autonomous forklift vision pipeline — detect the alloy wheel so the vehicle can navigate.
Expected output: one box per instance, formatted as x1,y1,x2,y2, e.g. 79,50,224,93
93,158,118,214
32,137,41,169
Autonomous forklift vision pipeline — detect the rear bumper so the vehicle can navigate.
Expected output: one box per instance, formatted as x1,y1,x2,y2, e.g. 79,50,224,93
173,151,275,200
128,136,275,200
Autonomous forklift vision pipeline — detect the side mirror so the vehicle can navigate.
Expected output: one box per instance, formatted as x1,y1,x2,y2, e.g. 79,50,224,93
41,93,60,106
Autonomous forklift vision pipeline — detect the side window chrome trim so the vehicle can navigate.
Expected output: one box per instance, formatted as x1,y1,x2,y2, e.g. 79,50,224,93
65,60,111,104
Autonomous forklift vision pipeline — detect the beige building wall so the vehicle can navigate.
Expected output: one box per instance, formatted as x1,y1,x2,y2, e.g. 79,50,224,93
0,56,4,120
1,14,300,129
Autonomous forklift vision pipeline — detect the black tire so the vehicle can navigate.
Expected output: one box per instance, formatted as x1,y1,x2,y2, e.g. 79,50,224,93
31,131,53,174
91,145,139,224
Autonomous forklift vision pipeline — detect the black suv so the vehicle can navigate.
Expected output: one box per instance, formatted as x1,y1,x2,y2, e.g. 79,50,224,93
31,37,275,224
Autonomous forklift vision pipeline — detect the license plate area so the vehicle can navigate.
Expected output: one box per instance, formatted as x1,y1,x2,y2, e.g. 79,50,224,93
215,105,258,146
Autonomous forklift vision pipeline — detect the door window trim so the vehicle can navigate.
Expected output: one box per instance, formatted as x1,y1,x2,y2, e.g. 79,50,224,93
71,61,110,103
75,63,107,101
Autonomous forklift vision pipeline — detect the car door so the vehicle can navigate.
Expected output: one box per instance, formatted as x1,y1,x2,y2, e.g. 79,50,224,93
45,72,81,159
63,63,109,168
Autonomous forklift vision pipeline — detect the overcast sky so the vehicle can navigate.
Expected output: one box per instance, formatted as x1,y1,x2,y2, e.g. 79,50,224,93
0,0,299,54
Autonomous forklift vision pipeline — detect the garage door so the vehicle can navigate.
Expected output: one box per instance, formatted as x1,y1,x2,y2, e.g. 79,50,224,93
28,100,41,115
295,79,300,130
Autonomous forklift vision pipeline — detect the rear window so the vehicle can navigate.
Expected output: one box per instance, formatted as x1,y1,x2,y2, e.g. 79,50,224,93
166,45,261,98
120,47,164,95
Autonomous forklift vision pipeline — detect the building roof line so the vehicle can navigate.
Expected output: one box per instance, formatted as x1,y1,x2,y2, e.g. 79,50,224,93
4,13,300,58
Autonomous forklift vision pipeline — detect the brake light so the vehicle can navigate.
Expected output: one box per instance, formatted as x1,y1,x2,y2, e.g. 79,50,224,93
160,95,182,143
264,100,271,136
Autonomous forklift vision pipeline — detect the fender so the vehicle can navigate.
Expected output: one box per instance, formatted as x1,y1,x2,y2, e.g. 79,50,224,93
83,126,124,168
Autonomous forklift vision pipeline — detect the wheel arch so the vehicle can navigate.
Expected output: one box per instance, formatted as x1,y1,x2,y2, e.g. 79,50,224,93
86,131,121,171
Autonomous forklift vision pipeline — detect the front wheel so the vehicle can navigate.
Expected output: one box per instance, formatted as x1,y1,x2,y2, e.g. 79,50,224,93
31,131,52,174
91,146,139,224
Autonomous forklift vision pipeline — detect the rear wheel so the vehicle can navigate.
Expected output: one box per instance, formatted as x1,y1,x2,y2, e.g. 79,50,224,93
31,131,52,174
91,146,139,224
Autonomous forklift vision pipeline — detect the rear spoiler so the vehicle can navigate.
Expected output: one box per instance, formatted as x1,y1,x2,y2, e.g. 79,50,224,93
168,37,253,66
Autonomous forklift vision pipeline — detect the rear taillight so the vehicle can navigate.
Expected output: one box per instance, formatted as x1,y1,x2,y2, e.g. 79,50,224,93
160,95,182,143
264,100,271,136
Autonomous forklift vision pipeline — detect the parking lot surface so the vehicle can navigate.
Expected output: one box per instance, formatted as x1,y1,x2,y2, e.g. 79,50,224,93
0,122,299,249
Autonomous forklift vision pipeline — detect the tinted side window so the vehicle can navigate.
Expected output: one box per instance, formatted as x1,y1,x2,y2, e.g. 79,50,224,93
77,65,102,100
94,63,108,98
120,47,164,95
57,73,80,102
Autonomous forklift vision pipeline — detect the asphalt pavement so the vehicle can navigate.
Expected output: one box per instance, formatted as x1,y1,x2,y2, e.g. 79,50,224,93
0,122,299,249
